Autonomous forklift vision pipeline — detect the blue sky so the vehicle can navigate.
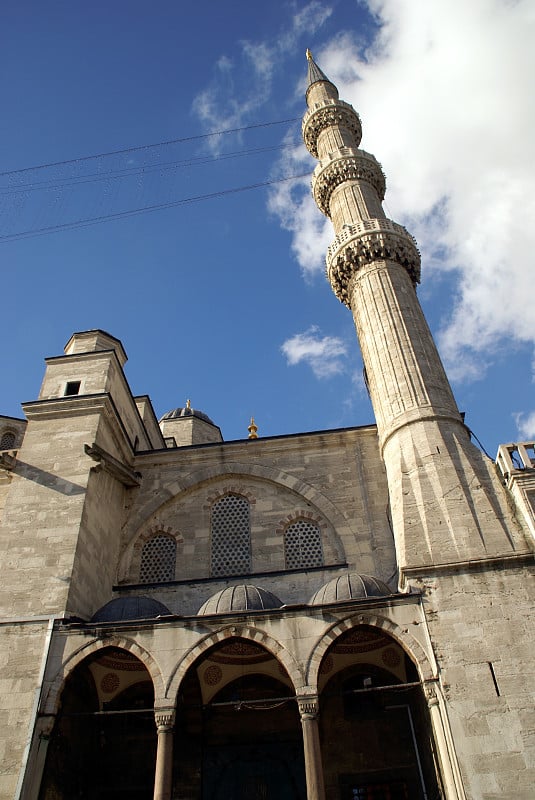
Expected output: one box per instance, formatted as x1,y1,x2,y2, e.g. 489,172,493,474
2,0,534,456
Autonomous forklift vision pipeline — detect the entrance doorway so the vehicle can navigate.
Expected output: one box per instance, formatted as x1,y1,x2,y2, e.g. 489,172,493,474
39,647,156,800
318,626,442,800
174,637,306,800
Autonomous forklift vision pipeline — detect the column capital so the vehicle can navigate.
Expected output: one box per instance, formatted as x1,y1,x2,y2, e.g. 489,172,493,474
297,695,320,719
424,681,439,707
154,707,175,730
36,713,56,739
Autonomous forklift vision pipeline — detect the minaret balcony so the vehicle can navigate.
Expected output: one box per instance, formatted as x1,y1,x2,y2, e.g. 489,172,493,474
302,99,362,157
326,219,421,305
312,149,386,216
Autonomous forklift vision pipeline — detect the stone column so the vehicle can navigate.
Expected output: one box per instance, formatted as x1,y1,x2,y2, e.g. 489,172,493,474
298,696,325,800
425,684,465,800
153,708,175,800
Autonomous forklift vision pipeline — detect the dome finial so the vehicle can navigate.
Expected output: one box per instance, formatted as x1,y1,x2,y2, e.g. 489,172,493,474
248,416,258,439
185,398,191,410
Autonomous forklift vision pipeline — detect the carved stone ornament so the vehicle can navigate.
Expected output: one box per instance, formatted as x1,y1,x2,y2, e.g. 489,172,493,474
302,100,362,157
154,708,176,730
326,220,421,306
297,696,319,718
424,683,439,706
312,151,386,215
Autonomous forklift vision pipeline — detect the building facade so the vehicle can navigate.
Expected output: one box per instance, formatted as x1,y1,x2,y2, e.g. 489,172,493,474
0,56,534,800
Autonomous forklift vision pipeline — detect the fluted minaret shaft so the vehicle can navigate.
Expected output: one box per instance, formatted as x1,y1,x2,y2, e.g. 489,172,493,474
303,54,522,575
303,56,461,448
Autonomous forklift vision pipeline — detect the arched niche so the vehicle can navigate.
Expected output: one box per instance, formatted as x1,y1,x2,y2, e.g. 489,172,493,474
39,646,156,800
317,625,443,800
173,636,306,800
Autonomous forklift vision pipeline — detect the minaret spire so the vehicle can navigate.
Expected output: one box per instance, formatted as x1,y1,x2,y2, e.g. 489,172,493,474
302,56,521,579
305,49,337,96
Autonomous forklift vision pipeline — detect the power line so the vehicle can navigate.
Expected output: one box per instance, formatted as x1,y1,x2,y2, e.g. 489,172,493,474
0,117,300,179
0,144,292,195
0,172,310,243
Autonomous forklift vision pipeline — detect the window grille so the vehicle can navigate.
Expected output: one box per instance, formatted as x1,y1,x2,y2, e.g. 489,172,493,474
211,494,251,576
0,431,16,450
284,519,323,569
139,534,176,583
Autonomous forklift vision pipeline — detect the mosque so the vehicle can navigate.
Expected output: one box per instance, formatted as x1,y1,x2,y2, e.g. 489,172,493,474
0,54,534,800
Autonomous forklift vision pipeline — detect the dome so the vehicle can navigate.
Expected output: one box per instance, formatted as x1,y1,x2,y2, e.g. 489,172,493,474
159,405,215,425
310,573,393,605
198,585,283,615
91,596,171,623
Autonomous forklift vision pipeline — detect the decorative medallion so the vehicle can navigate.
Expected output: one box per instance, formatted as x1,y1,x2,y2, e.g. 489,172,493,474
100,672,120,694
381,647,402,668
203,665,223,686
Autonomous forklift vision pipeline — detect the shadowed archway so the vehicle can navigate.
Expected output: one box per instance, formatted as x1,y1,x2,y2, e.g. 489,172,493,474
174,636,306,800
39,646,156,800
318,625,442,800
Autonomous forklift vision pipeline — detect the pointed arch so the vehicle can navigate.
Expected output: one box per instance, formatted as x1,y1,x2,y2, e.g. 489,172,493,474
42,635,166,716
305,610,435,690
166,625,305,702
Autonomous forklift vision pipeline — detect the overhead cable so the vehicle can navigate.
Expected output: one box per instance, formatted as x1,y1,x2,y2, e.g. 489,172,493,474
0,117,300,179
0,172,310,243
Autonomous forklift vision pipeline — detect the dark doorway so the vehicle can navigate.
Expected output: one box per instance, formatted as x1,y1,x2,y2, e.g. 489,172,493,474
319,627,442,800
174,638,306,800
39,647,156,800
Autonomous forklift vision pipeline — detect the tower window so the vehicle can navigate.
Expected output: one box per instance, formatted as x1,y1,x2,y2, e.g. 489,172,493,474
284,519,324,569
139,534,176,583
64,381,81,396
211,493,251,577
0,431,16,450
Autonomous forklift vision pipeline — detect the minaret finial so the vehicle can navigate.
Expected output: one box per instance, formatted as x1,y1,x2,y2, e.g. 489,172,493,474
306,48,313,61
248,416,258,439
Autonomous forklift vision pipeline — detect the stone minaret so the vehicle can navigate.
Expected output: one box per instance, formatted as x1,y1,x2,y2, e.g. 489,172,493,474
302,52,526,579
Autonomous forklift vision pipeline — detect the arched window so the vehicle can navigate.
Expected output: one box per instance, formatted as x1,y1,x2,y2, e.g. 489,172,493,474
139,534,176,583
0,431,16,450
211,493,251,577
284,519,324,569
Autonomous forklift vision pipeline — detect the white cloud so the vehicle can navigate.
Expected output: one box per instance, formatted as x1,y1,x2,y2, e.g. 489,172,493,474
514,410,535,440
281,326,347,378
191,2,333,148
270,0,535,382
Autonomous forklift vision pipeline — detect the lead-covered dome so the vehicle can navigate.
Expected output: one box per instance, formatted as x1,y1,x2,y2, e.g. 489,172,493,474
310,573,393,605
198,585,283,615
159,406,215,425
91,596,171,622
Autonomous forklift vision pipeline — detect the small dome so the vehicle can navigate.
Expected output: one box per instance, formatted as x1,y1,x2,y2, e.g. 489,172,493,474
198,585,283,615
310,573,393,605
91,596,171,623
160,406,215,425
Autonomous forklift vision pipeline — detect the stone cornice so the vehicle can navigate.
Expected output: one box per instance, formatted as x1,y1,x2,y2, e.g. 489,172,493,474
85,442,141,488
312,149,386,215
302,99,362,157
400,550,534,583
326,219,421,305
